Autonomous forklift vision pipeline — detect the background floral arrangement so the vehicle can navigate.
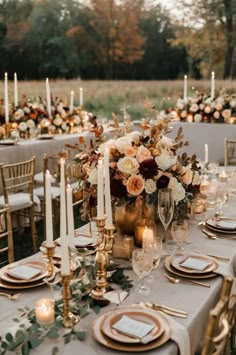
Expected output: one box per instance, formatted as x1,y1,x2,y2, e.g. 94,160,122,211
70,107,201,221
168,93,236,124
0,95,90,137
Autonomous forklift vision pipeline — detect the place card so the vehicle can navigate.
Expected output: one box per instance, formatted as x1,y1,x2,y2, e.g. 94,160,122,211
112,315,154,339
8,265,42,280
180,257,210,271
216,220,236,230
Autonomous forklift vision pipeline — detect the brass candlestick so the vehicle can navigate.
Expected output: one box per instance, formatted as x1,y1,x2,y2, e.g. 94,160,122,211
42,241,56,277
4,122,11,139
104,225,115,253
61,273,80,328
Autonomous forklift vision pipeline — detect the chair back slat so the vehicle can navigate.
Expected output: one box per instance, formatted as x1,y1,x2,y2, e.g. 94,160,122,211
0,207,14,263
225,139,236,165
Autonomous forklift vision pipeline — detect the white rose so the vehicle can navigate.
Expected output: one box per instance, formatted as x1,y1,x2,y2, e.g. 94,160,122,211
180,110,187,118
73,115,81,125
145,179,156,194
117,156,139,175
215,103,223,111
157,136,174,150
23,107,30,114
194,113,202,122
53,116,63,126
199,103,205,110
190,103,199,112
115,136,132,154
27,119,35,129
230,100,236,108
172,182,185,204
204,106,211,114
192,171,201,186
18,122,27,132
88,168,98,185
136,145,152,163
14,109,24,120
155,150,177,171
213,111,220,119
222,109,231,119
127,131,141,144
97,139,116,155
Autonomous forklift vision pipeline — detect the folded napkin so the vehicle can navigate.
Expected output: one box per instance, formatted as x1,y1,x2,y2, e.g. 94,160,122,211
214,262,234,277
103,290,128,304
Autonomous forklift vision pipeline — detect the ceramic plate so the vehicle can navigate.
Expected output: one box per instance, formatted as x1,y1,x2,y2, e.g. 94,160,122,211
101,308,164,344
171,254,218,275
0,260,48,284
0,277,45,290
0,140,18,145
164,256,218,279
205,218,236,234
92,307,172,352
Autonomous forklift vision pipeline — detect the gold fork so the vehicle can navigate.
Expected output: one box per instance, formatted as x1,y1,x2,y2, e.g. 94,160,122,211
0,292,21,300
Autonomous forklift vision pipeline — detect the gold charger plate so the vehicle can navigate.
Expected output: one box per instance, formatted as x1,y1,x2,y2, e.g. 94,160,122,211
0,277,45,290
0,260,48,284
165,255,218,279
205,219,236,234
171,254,218,275
92,307,172,352
101,308,164,344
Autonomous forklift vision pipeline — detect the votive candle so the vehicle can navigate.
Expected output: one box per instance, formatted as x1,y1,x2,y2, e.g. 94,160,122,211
142,226,154,250
35,298,55,325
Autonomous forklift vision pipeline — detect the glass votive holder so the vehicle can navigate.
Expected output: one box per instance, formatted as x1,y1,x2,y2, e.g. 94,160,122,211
134,218,156,248
191,196,206,220
35,298,55,326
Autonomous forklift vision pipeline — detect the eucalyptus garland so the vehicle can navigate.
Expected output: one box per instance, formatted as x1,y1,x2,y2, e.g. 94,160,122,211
0,261,133,355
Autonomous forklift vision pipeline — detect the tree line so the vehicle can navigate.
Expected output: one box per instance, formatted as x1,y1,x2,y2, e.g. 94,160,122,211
0,0,234,80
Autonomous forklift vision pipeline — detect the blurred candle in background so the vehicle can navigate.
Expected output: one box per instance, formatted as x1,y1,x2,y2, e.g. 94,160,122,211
46,78,52,118
70,91,74,114
183,74,187,102
66,184,75,249
204,144,209,164
60,158,67,240
80,87,83,107
4,73,9,123
211,71,215,100
14,72,18,108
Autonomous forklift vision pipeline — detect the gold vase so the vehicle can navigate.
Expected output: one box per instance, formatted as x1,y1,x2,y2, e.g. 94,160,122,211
114,201,156,236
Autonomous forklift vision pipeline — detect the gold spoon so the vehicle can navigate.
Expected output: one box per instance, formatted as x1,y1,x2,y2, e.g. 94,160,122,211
0,292,21,300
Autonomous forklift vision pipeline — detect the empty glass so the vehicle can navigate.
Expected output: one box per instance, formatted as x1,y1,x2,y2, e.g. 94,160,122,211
171,220,188,253
158,188,174,244
132,249,153,295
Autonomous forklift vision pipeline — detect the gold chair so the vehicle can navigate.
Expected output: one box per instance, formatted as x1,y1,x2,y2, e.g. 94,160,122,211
0,207,14,264
224,139,236,165
201,276,235,355
0,157,39,253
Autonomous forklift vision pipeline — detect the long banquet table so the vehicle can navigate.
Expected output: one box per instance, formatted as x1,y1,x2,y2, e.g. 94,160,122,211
0,196,236,355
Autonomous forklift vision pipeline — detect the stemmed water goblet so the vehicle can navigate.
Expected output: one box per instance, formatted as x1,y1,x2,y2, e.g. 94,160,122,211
143,235,163,282
132,249,153,296
171,219,188,254
158,188,174,247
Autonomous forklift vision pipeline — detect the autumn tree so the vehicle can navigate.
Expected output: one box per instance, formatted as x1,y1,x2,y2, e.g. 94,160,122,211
68,0,145,79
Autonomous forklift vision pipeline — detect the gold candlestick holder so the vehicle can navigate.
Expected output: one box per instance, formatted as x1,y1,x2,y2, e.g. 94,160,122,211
42,241,56,277
61,273,80,328
104,225,115,253
4,122,11,139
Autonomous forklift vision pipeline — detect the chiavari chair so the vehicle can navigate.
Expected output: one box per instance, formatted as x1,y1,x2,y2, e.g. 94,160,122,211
224,139,236,166
0,207,14,264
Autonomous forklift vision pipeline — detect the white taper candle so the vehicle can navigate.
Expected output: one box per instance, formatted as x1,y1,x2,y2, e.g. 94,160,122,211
46,78,52,118
45,170,54,247
14,72,18,108
104,148,113,226
97,160,104,218
4,73,9,123
66,184,75,249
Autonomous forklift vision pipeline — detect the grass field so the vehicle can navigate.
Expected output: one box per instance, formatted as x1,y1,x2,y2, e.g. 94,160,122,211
2,79,236,119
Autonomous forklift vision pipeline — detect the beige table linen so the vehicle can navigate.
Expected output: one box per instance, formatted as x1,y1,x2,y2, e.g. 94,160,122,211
0,198,236,354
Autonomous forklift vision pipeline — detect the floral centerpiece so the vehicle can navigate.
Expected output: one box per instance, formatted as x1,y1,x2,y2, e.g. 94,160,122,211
169,93,236,124
69,106,201,234
0,95,90,138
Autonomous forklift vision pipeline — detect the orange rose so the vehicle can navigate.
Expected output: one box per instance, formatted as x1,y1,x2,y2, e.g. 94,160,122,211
126,175,145,196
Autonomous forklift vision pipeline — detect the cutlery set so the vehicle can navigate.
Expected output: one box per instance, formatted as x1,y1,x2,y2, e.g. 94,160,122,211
145,301,188,318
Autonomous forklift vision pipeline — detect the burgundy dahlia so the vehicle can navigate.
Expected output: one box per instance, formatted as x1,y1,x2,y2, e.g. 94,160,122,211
110,178,127,198
139,159,158,179
156,175,170,189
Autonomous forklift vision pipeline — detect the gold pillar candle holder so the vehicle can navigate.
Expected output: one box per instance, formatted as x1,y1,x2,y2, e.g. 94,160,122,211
42,241,56,277
61,273,80,328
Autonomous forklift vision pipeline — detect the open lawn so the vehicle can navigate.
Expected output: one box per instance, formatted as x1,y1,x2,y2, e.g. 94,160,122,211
2,79,236,119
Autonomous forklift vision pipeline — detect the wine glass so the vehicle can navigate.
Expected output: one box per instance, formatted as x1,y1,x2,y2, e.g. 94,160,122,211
171,220,188,253
132,249,153,296
215,183,228,217
158,188,174,244
143,235,163,282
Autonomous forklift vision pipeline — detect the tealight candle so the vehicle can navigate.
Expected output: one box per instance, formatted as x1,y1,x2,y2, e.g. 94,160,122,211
35,298,55,325
134,219,155,248
142,226,154,251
